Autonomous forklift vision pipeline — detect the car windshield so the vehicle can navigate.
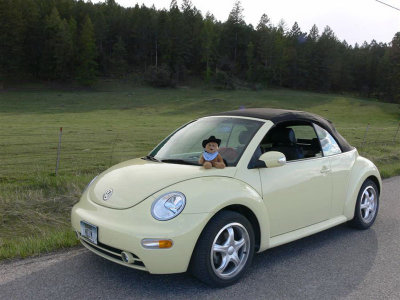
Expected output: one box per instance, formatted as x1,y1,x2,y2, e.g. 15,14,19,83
149,117,263,166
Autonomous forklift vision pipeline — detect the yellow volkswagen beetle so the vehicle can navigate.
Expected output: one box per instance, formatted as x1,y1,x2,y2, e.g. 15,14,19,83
71,108,381,287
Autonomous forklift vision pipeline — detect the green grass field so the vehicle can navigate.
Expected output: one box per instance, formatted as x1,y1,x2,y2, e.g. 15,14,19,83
1,85,399,260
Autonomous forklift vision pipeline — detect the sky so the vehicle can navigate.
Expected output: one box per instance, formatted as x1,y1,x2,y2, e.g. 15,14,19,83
91,0,400,45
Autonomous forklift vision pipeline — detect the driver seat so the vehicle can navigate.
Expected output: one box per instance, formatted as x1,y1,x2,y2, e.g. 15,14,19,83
270,128,304,161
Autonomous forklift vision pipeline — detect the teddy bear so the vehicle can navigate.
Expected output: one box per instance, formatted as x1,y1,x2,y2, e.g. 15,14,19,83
199,135,226,169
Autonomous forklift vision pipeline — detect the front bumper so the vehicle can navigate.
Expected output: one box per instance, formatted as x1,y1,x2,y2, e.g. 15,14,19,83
71,193,210,274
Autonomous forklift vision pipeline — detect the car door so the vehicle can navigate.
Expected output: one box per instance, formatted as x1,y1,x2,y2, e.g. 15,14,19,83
258,122,332,237
314,123,354,218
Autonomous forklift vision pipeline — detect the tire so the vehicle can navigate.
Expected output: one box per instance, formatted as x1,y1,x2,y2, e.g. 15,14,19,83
348,179,379,229
190,210,255,287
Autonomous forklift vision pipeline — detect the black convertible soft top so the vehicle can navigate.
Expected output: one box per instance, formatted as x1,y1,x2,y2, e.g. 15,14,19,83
213,108,354,152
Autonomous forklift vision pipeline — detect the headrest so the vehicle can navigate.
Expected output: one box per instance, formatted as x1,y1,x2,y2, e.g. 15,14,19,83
270,128,296,145
238,130,251,144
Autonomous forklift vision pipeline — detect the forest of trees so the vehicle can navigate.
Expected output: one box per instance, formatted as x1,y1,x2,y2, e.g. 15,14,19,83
0,0,400,102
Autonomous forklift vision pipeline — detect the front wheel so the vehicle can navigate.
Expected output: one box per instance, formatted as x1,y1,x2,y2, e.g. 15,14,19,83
190,211,255,287
349,179,379,229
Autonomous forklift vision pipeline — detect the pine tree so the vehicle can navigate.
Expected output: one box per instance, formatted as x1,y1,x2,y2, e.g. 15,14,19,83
109,36,128,78
370,42,390,99
181,0,193,12
201,13,218,82
223,1,250,73
289,22,302,38
253,14,273,84
228,1,245,25
269,25,288,86
277,19,288,34
0,0,25,77
41,7,74,80
21,0,42,78
76,15,97,85
246,41,255,82
0,0,396,97
390,33,400,102
256,14,270,31
286,22,307,88
308,24,319,42
167,1,186,80
68,17,78,77
305,24,320,89
170,0,178,10
180,0,203,75
315,26,340,90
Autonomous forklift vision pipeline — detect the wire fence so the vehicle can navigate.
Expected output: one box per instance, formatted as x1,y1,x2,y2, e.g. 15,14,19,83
0,126,155,177
337,123,400,146
0,123,399,178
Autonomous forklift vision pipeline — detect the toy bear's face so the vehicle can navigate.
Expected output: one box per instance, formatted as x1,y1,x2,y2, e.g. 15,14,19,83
205,142,219,153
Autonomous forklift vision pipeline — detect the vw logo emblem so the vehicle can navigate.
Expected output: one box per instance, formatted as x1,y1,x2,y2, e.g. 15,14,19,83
103,188,113,201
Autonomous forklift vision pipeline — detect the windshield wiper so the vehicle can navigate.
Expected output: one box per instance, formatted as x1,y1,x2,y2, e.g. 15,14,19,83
161,159,199,166
142,155,161,162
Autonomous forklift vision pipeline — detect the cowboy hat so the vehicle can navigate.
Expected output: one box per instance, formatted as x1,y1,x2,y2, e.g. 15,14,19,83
202,136,221,148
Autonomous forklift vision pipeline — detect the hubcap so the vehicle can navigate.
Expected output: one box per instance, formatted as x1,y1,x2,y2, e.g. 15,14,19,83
360,186,377,223
210,222,250,279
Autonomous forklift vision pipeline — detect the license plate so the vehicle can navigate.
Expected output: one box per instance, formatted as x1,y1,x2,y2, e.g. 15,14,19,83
80,221,98,244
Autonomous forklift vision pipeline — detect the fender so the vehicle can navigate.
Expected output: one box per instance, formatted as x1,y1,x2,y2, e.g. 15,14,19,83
343,153,382,219
151,176,271,253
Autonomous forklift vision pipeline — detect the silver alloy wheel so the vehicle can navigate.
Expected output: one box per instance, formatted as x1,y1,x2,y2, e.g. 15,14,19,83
360,186,377,223
210,222,250,279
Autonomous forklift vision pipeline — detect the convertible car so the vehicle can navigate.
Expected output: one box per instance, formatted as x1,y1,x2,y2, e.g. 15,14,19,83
71,108,381,287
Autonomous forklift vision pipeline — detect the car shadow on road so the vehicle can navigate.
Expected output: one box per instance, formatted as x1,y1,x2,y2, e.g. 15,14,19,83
246,224,378,299
80,224,378,299
0,223,378,300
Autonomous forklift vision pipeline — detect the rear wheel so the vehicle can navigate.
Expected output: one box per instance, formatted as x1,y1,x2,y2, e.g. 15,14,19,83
190,211,255,287
349,179,379,229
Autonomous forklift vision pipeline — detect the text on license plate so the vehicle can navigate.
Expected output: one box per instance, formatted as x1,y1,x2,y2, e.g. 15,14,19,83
80,221,98,244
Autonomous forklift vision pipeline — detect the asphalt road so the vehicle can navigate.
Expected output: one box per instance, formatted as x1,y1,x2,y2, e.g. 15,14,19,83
1,176,399,300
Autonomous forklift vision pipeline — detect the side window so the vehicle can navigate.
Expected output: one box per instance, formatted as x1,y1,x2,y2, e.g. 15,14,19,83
287,124,322,159
314,124,342,156
257,123,322,162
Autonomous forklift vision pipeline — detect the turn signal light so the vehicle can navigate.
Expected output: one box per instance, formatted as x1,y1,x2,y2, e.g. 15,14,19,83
141,239,173,249
158,240,173,248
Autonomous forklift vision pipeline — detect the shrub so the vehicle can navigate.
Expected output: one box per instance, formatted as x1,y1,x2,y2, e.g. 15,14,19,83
145,65,175,88
213,70,235,90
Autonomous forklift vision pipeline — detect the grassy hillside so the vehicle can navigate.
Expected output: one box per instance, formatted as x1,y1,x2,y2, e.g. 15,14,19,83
1,86,399,260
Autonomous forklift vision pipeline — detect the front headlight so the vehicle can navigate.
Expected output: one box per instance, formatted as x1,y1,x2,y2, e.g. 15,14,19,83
151,192,186,221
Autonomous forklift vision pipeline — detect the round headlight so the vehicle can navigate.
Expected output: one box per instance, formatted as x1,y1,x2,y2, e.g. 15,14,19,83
151,192,186,221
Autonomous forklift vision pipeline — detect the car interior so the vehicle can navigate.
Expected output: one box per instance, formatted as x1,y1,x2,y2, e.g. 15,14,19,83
253,122,323,166
218,126,259,166
203,121,325,167
219,131,250,166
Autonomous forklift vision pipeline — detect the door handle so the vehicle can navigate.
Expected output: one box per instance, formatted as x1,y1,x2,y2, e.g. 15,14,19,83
320,166,331,173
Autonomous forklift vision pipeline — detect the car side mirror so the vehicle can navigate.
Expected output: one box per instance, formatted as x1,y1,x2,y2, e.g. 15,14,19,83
258,151,286,168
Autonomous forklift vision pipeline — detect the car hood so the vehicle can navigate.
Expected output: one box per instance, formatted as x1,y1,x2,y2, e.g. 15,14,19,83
88,158,236,209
